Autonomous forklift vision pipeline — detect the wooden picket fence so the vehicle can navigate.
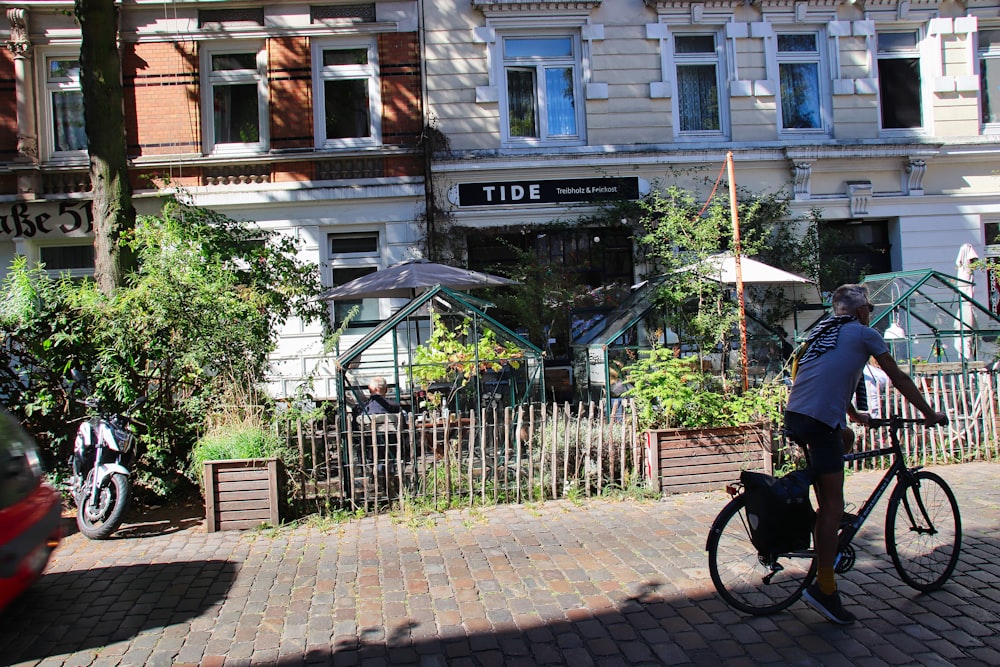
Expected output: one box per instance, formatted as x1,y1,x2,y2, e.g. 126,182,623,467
849,368,1000,467
283,400,643,512
279,370,1000,514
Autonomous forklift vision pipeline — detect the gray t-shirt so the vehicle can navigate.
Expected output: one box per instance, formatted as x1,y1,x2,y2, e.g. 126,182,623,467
786,320,889,429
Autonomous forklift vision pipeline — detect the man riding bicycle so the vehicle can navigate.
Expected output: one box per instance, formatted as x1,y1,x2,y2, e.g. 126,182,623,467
785,284,947,624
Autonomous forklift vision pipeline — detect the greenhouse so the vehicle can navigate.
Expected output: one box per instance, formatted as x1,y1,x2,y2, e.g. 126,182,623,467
862,269,1000,373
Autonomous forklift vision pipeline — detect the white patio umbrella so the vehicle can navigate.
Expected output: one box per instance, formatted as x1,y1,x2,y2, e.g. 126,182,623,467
679,252,813,285
954,243,979,359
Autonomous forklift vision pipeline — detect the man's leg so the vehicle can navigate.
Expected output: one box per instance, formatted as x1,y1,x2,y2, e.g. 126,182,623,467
813,469,845,594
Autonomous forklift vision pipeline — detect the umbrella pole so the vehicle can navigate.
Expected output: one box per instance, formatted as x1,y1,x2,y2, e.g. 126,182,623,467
728,152,750,392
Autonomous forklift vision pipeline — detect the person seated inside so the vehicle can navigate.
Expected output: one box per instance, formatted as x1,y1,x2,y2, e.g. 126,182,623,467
362,376,402,415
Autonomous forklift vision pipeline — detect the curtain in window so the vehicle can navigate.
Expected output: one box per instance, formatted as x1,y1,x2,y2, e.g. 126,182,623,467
545,67,576,136
214,84,260,144
677,65,719,132
779,63,820,129
52,90,86,152
507,69,537,137
982,57,1000,124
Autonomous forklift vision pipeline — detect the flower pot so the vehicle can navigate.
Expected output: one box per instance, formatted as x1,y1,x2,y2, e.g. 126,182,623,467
643,422,772,494
203,458,284,532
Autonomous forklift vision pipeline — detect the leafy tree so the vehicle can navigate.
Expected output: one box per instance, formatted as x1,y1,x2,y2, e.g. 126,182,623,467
0,199,327,498
76,0,136,294
635,184,814,358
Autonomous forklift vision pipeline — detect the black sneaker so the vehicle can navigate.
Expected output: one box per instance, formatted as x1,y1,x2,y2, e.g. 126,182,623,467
802,584,856,625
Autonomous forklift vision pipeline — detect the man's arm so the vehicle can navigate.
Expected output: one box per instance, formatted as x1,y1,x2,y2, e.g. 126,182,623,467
874,352,947,425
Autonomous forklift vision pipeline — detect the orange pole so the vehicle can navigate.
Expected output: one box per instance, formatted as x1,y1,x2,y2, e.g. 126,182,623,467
727,152,750,392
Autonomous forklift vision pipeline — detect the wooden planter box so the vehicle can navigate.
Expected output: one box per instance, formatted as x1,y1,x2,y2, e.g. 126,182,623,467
644,422,772,495
204,458,283,532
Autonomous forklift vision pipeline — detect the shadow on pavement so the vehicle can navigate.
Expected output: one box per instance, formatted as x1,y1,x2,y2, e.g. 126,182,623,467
0,560,235,663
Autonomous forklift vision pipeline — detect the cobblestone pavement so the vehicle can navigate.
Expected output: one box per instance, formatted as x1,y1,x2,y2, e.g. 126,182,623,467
2,462,999,667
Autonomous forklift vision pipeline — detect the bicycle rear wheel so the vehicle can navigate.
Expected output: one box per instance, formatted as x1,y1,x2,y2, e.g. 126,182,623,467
886,470,961,592
707,494,817,615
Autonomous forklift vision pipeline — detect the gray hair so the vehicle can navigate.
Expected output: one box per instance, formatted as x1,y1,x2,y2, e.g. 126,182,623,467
831,284,869,315
368,376,388,393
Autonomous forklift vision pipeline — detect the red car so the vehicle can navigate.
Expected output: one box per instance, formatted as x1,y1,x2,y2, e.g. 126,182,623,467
0,410,62,611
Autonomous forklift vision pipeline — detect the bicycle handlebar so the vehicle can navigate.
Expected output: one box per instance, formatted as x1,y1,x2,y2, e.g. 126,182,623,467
869,415,949,429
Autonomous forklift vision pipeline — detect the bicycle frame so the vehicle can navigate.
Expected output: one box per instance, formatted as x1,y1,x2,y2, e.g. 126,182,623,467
832,417,929,556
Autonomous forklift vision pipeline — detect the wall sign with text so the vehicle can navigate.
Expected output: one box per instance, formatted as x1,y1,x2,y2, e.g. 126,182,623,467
450,177,645,207
0,201,94,238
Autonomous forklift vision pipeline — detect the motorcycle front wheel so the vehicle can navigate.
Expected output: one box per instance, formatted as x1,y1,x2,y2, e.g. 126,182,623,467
77,471,130,539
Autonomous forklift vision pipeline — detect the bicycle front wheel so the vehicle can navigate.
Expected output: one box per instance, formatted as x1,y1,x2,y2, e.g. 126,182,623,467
886,470,962,592
707,494,817,615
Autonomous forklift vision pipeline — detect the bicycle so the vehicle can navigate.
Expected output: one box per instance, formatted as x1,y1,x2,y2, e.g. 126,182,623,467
706,415,962,616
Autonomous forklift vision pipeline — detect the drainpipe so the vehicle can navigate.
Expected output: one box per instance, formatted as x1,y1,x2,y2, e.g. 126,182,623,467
417,0,436,260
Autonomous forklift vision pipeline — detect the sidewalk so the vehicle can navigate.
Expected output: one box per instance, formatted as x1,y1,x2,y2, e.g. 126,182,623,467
2,462,999,667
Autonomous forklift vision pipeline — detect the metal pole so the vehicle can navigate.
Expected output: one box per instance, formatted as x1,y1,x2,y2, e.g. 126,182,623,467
727,152,750,392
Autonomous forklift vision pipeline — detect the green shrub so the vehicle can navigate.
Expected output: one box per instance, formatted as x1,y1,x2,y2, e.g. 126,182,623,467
188,423,294,488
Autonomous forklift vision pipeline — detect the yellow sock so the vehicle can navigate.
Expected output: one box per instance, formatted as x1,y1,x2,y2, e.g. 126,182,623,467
817,567,837,595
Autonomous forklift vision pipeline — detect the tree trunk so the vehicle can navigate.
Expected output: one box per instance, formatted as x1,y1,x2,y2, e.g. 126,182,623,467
76,0,136,295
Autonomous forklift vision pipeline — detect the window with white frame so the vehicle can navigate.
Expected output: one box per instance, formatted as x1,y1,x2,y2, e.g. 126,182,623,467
500,33,584,146
877,31,923,131
201,44,268,153
776,32,827,132
44,55,87,157
673,33,725,135
328,232,381,326
979,29,1000,128
313,39,381,148
38,244,94,279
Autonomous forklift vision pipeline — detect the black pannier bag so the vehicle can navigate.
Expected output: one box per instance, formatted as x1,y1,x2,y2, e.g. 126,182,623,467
740,469,816,559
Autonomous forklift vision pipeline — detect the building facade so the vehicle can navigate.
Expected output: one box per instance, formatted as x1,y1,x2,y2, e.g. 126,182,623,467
1,0,425,398
3,0,1000,398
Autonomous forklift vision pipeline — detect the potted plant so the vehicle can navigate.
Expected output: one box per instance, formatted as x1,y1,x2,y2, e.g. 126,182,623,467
189,420,294,532
621,347,785,494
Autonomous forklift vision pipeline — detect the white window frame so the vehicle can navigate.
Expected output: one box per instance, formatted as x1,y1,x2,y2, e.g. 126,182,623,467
311,37,382,149
39,49,88,162
772,30,831,136
34,242,95,280
200,42,269,155
496,29,587,149
668,29,729,140
876,28,930,137
327,231,382,327
978,28,1000,134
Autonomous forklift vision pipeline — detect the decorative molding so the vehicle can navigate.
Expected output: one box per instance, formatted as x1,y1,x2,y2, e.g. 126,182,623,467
905,158,927,196
6,7,31,57
472,1,602,13
792,162,812,200
848,181,873,217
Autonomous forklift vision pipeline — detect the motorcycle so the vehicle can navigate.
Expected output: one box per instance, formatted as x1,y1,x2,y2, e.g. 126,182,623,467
69,371,146,539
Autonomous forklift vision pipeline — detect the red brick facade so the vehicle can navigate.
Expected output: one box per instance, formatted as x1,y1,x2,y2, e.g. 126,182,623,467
0,50,17,163
123,41,200,159
3,27,424,197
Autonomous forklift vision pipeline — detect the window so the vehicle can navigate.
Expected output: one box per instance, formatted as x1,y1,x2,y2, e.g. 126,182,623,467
313,40,381,148
201,45,268,153
44,56,86,157
777,33,825,132
878,31,922,131
674,34,724,134
980,29,1000,128
328,232,380,326
500,35,584,146
39,244,94,279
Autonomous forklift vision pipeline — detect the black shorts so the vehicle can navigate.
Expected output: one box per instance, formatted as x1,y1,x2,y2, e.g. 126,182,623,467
784,411,845,475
